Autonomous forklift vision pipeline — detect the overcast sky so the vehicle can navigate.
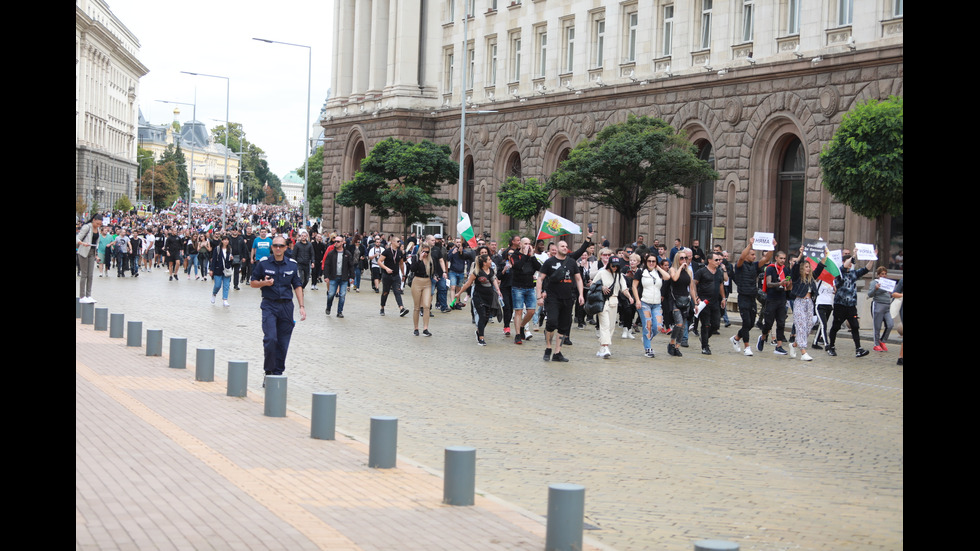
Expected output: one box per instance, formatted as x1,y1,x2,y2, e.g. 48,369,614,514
108,0,335,179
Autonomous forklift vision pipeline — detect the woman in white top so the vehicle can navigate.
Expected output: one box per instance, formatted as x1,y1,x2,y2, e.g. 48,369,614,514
633,254,671,358
594,253,635,359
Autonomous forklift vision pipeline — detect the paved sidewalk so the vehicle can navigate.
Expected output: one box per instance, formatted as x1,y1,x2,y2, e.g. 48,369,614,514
75,322,609,551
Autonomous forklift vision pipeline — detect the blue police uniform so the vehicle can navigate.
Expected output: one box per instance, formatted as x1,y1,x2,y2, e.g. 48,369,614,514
252,256,302,375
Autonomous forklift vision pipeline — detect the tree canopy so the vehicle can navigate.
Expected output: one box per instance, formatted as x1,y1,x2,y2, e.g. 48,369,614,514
160,144,190,199
819,95,903,220
496,176,553,234
297,145,324,218
549,115,718,246
210,123,286,205
114,195,133,212
336,138,458,232
141,161,179,209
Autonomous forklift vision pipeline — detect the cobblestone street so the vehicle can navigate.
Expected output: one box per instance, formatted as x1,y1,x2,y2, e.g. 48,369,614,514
78,270,903,551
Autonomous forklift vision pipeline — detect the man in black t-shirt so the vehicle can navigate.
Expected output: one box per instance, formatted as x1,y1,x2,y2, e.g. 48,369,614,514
378,238,408,317
692,252,727,355
430,234,449,312
758,250,791,355
535,241,584,362
730,237,773,356
510,237,542,345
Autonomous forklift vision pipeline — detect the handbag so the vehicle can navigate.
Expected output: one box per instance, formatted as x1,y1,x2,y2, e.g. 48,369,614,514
584,280,606,316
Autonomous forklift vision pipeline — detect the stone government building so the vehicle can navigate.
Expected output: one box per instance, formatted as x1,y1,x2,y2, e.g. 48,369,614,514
319,0,903,253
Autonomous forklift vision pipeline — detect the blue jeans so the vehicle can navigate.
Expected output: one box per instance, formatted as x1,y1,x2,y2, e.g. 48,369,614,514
511,287,536,310
434,276,448,309
327,278,349,313
639,302,662,349
449,271,465,287
211,275,230,300
353,265,362,289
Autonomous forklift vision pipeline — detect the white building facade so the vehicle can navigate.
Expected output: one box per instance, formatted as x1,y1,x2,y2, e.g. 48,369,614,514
321,0,903,251
76,0,149,211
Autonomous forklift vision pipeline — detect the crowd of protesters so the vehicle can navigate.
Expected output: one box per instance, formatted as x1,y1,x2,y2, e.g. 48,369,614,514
77,204,903,366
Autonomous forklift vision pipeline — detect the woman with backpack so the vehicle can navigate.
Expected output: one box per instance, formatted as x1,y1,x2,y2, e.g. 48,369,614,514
593,253,634,359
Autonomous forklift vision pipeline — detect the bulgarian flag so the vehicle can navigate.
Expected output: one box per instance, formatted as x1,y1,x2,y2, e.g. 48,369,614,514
802,238,839,286
457,212,478,248
537,210,581,241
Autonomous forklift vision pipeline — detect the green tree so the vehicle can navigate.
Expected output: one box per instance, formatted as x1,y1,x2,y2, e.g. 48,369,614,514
76,195,89,219
137,147,155,202
496,176,554,234
819,95,903,256
142,161,179,209
549,115,718,247
297,145,324,218
114,195,133,212
160,144,190,199
211,123,245,153
266,171,284,204
337,138,458,234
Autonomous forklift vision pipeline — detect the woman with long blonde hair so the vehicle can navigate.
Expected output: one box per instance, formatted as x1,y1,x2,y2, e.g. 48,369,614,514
789,250,825,361
410,244,435,336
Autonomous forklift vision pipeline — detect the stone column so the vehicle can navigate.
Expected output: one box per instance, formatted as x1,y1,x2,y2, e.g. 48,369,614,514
335,0,356,102
368,0,390,99
384,0,423,102
351,0,373,101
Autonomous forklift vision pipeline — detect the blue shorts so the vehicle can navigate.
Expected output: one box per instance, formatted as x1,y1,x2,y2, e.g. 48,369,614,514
511,287,536,310
449,271,465,287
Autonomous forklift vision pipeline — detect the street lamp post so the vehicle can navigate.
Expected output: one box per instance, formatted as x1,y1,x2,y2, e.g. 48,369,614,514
253,37,312,228
181,71,230,229
455,6,497,229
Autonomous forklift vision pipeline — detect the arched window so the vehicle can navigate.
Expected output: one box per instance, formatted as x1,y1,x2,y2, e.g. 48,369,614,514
690,140,715,248
776,137,805,253
507,151,522,179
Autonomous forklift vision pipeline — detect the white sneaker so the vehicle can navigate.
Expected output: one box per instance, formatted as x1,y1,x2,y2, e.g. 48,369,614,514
622,328,629,339
596,348,605,357
210,295,216,304
789,345,797,358
223,300,230,307
801,352,813,361
627,330,635,339
602,346,611,358
743,347,754,357
730,335,741,352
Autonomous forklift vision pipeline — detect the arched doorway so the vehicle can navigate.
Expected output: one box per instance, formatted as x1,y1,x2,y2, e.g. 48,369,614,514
690,140,715,249
554,147,575,219
347,140,367,232
463,155,474,220
506,150,522,231
775,137,805,253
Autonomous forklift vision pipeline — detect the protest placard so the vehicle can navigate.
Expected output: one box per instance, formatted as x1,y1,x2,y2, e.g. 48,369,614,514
855,242,877,260
753,232,774,251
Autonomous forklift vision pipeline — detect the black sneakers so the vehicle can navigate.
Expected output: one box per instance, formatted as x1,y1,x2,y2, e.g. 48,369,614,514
543,348,552,361
855,348,869,358
551,352,569,362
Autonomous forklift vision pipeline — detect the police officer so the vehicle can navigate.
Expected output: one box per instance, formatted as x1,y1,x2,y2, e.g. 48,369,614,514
250,235,307,378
